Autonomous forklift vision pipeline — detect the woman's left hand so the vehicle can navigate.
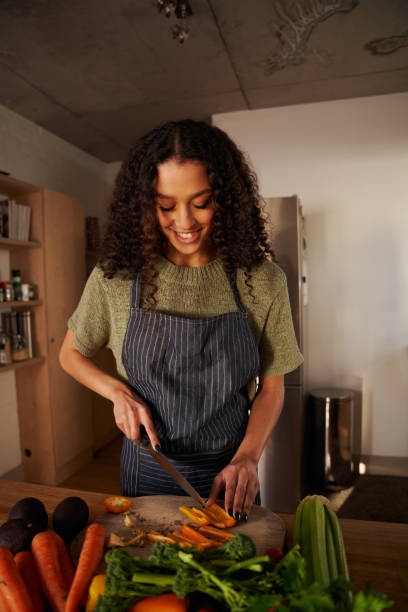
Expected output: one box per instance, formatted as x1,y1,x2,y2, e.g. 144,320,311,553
206,455,259,521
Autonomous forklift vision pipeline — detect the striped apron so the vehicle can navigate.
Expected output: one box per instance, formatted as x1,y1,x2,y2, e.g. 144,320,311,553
120,270,260,500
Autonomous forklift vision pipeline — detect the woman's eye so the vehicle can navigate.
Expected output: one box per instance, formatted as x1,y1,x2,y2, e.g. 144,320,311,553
158,204,175,212
194,199,212,209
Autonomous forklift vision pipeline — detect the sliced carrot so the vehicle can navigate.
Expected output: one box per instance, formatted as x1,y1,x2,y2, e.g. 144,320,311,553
198,525,234,540
0,546,35,612
168,532,192,548
31,531,70,612
65,522,106,612
180,525,220,549
181,524,212,544
147,531,177,544
178,506,210,525
14,550,45,611
50,531,75,588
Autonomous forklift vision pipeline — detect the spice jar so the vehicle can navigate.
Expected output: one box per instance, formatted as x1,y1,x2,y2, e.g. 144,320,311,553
0,314,12,365
11,269,22,301
10,312,29,361
0,342,7,366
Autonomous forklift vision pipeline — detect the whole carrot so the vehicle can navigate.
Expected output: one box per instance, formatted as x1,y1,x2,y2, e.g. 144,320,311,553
65,522,106,612
14,550,45,612
50,531,75,588
31,531,72,612
0,546,35,612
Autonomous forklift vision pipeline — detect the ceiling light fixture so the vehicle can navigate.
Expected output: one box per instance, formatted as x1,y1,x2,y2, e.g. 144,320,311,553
155,0,193,44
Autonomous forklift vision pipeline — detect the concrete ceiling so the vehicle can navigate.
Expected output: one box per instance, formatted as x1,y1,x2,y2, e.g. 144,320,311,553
0,0,407,162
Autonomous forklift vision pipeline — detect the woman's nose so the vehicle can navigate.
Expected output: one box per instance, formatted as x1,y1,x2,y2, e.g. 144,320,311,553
175,204,195,228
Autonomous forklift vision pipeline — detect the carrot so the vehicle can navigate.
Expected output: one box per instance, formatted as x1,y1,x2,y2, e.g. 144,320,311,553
31,531,71,612
50,531,75,588
198,525,234,541
14,550,45,612
0,546,35,612
65,522,106,612
170,531,195,547
180,525,220,550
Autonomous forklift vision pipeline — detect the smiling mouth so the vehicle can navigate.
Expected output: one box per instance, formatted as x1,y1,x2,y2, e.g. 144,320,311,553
172,229,201,243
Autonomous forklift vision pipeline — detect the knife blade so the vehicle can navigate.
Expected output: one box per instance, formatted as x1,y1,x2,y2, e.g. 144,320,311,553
134,439,206,508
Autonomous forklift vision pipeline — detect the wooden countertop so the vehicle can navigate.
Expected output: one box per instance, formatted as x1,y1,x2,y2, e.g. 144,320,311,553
0,479,407,611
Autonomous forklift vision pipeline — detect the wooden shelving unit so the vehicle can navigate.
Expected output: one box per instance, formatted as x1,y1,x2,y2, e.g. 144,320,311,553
0,356,45,373
0,237,41,248
0,174,93,485
0,300,42,309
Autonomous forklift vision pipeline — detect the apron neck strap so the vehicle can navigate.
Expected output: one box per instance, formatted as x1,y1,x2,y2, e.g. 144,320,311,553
131,272,142,307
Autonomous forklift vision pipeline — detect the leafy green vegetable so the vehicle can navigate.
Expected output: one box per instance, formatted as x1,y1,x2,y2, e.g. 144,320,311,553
95,548,175,612
352,583,394,611
95,535,393,612
205,532,256,561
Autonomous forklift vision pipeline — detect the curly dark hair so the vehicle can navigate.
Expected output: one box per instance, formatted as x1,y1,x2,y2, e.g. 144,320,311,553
99,119,275,305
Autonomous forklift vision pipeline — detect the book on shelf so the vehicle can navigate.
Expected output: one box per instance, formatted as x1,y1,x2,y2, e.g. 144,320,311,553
0,198,31,241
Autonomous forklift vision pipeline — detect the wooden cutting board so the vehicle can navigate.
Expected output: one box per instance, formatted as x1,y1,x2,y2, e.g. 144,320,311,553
71,495,286,570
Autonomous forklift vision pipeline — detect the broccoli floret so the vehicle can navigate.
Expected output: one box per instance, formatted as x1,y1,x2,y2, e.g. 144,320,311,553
206,532,256,561
96,549,174,612
149,542,199,571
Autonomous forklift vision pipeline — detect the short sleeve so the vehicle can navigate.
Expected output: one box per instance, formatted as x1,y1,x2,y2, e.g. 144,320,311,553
259,276,304,377
68,266,110,357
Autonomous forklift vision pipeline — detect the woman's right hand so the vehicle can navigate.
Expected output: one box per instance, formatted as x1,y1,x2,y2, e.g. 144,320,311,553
59,330,161,448
111,387,161,449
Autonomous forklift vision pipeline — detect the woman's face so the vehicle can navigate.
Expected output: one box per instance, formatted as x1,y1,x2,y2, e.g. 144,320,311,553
155,159,215,266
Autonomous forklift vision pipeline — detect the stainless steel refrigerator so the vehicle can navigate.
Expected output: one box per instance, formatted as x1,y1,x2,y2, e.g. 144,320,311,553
258,195,307,513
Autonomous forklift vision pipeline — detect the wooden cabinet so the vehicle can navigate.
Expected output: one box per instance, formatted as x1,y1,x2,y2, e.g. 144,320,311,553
0,175,92,485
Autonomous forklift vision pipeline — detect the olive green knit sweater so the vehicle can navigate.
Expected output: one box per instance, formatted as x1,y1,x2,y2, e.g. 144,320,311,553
68,256,303,400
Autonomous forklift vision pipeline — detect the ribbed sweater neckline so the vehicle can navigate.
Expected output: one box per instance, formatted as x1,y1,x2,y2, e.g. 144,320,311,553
155,255,227,285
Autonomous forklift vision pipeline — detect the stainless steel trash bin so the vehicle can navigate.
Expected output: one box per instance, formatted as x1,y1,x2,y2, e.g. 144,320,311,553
308,388,357,491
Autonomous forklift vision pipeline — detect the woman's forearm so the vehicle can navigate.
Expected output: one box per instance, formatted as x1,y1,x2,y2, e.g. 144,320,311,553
59,329,128,402
59,330,161,446
232,375,285,464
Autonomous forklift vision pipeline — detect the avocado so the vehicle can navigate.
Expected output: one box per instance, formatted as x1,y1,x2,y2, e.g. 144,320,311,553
52,496,89,541
0,518,42,554
9,497,48,531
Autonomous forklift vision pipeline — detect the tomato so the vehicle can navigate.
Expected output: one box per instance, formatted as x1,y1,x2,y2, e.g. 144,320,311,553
128,593,189,611
265,547,285,563
104,496,132,513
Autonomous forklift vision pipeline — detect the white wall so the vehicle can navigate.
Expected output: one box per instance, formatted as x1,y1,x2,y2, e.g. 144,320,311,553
0,104,114,475
0,104,112,219
213,92,408,459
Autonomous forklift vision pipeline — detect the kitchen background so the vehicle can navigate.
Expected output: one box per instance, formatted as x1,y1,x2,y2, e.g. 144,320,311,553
0,1,407,497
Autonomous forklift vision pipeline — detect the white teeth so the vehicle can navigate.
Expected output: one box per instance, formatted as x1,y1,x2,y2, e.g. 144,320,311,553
177,232,195,238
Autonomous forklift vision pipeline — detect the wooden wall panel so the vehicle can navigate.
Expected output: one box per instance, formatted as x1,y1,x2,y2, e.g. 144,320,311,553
43,189,93,481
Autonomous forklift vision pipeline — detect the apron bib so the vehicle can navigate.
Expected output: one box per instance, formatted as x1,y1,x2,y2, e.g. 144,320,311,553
120,269,260,498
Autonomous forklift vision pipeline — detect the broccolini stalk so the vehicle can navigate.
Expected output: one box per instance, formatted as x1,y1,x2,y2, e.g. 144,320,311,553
177,551,249,612
131,572,174,586
223,554,271,575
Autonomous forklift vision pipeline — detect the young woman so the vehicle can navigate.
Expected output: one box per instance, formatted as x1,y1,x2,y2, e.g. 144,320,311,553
59,119,303,521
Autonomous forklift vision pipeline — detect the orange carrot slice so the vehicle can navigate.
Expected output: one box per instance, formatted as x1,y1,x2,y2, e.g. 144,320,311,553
198,525,234,541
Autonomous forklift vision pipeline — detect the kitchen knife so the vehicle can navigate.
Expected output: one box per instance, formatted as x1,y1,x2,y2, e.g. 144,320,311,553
134,439,207,508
